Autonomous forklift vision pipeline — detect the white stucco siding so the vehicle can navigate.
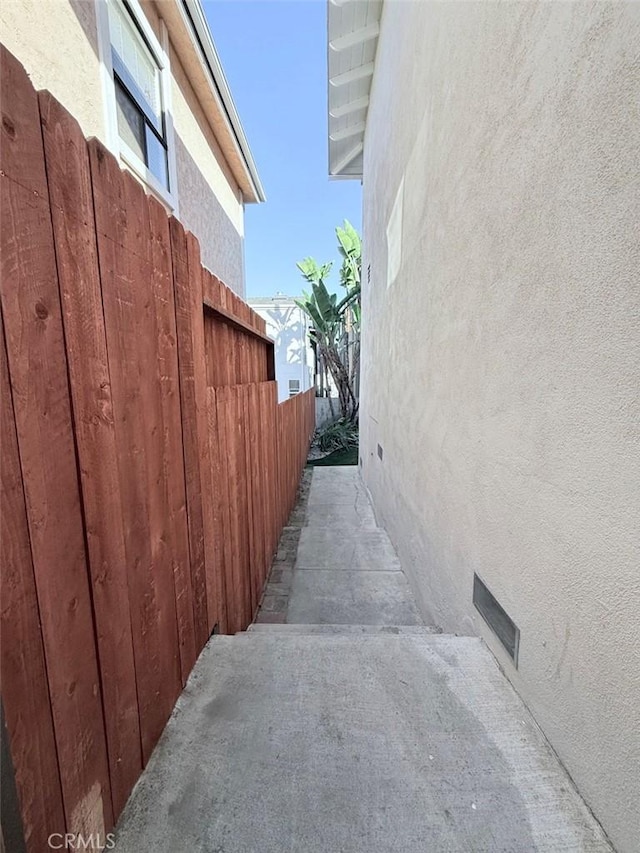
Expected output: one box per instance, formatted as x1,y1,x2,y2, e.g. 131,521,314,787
360,3,640,852
249,301,314,403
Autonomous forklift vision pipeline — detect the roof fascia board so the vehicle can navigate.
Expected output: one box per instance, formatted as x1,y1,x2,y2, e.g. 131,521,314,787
179,0,266,202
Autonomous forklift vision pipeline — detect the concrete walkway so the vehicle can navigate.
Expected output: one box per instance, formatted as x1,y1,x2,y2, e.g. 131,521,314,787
113,467,612,853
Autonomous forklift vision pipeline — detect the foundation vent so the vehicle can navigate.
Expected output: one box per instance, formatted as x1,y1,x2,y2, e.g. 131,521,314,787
473,574,520,666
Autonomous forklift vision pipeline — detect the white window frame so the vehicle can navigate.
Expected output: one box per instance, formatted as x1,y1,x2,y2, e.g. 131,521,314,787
288,379,301,398
95,0,179,214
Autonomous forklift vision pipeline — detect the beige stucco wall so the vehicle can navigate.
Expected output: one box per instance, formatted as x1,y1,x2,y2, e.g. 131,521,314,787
360,3,640,852
0,0,246,294
168,43,245,294
0,0,106,139
140,1,245,293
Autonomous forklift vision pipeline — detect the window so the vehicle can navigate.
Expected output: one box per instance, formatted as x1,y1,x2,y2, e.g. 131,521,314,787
98,0,177,207
288,379,300,398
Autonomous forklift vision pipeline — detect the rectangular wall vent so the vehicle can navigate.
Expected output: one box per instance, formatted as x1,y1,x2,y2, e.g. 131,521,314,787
473,574,520,666
377,443,383,460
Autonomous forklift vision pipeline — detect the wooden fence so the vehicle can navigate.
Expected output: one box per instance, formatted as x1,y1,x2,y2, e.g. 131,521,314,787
0,46,315,851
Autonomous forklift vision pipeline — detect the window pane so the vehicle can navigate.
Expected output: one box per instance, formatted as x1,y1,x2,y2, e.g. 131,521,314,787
108,0,161,122
115,79,145,162
146,127,169,190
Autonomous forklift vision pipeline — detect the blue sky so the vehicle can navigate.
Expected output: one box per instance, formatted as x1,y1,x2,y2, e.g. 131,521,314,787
203,0,362,297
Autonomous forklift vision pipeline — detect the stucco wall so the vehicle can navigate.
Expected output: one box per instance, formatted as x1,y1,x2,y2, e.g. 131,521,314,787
0,0,246,294
169,45,245,293
0,0,105,139
249,302,314,403
360,3,640,852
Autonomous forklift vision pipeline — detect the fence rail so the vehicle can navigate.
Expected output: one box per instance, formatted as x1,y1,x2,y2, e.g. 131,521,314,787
0,45,314,851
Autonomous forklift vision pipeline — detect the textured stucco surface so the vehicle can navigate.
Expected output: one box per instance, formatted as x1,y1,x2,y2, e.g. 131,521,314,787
146,6,246,293
0,0,246,294
174,129,245,293
0,0,105,139
247,301,315,402
359,3,640,851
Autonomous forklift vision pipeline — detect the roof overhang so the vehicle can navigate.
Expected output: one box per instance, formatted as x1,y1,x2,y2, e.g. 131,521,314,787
153,0,266,202
327,0,382,180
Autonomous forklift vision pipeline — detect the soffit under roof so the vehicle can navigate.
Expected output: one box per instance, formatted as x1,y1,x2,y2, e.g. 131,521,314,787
327,0,382,179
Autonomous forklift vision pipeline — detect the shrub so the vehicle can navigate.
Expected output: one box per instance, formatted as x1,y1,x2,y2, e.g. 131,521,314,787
316,418,359,453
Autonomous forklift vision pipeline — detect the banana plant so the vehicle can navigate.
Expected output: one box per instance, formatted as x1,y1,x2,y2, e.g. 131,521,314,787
295,221,361,422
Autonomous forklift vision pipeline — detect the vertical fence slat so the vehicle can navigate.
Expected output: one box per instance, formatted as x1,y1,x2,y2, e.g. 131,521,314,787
234,385,251,625
205,388,228,634
259,383,269,567
149,199,199,678
220,386,244,631
89,141,182,764
0,47,113,837
268,382,280,559
171,220,212,651
242,386,256,616
170,219,209,652
214,386,239,632
0,311,66,852
236,386,252,622
185,234,215,646
122,168,184,750
38,91,142,818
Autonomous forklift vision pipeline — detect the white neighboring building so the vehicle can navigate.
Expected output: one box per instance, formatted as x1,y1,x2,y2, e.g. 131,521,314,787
248,295,314,403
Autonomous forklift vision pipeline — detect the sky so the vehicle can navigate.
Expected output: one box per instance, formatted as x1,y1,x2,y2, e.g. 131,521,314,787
203,0,362,298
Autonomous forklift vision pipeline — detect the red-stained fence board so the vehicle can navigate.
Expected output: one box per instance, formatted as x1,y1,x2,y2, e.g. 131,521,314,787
149,200,198,677
89,140,182,763
38,91,142,819
0,47,113,838
185,232,213,646
170,219,210,650
204,388,229,634
218,386,245,631
213,386,237,632
241,385,258,616
0,312,66,852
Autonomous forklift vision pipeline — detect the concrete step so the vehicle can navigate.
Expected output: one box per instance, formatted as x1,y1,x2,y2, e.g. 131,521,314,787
113,634,611,853
244,623,441,635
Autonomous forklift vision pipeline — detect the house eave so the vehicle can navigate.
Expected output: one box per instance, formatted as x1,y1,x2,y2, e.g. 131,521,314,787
327,0,382,180
177,0,266,203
